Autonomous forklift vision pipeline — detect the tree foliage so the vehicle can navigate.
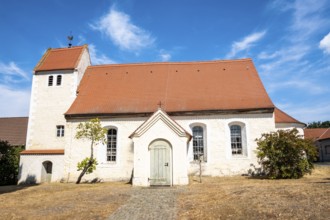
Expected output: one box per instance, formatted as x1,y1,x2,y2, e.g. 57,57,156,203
255,129,317,179
75,118,107,184
0,140,23,185
307,121,330,128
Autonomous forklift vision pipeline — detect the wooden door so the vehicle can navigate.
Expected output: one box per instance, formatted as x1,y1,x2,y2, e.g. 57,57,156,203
150,140,171,186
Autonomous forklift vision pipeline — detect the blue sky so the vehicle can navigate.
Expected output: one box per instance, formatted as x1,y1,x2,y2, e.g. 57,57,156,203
0,0,329,123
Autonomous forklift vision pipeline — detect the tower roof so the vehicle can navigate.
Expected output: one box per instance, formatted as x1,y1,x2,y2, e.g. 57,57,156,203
34,45,87,72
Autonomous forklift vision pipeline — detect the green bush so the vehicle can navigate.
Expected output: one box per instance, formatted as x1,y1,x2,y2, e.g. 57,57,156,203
0,140,23,185
255,129,317,179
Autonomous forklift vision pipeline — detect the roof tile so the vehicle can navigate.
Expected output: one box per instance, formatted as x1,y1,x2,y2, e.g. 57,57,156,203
34,45,86,72
66,58,274,116
0,117,28,146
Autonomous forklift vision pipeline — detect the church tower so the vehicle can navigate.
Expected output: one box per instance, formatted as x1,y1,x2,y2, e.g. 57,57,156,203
19,45,91,183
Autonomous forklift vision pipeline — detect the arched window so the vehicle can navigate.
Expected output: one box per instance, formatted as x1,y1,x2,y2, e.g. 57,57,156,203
193,126,204,160
230,125,242,155
48,75,53,86
107,128,117,162
56,75,62,86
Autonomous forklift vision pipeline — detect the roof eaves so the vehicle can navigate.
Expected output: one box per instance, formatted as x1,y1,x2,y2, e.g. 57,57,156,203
33,48,52,72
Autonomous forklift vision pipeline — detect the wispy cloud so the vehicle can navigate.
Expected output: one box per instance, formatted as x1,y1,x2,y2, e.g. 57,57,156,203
226,30,266,58
89,44,116,65
91,7,155,51
158,49,171,61
277,101,330,123
0,61,29,80
0,84,30,117
267,79,328,95
319,32,330,54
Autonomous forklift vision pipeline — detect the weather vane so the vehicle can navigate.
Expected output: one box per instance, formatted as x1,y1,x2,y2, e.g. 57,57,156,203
67,32,73,48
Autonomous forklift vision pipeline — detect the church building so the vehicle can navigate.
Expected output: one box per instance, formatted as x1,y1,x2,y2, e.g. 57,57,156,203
18,45,304,186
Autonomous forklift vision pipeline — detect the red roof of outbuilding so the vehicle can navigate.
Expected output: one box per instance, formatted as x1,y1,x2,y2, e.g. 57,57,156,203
34,45,86,72
0,117,28,146
304,128,330,140
66,58,274,116
274,108,304,125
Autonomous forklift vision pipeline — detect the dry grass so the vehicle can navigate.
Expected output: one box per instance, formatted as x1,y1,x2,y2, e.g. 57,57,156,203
0,165,329,220
177,164,330,220
0,182,131,219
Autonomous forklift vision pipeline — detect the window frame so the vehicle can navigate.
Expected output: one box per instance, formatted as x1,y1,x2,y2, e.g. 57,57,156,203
106,128,117,162
48,75,54,86
190,123,207,162
56,75,62,86
228,122,247,157
56,125,65,137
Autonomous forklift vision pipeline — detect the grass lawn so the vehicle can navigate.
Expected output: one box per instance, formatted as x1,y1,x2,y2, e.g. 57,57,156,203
0,164,329,219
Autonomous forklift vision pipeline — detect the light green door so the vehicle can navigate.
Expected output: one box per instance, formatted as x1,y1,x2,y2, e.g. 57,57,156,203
150,140,171,186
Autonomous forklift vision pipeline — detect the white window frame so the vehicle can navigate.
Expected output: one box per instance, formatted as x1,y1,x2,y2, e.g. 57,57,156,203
56,125,65,137
228,121,248,158
106,127,117,162
190,123,207,162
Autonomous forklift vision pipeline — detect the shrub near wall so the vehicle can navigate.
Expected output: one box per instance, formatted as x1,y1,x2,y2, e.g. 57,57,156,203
0,140,23,185
255,129,317,179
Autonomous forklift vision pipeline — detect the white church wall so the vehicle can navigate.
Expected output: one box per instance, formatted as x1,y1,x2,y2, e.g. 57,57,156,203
63,118,142,183
275,123,305,137
173,112,275,176
26,70,78,150
63,112,275,183
18,154,64,184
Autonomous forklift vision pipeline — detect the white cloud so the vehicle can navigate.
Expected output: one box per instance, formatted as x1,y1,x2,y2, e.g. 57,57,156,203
0,61,29,80
277,101,330,123
91,7,155,51
267,79,327,95
226,30,266,58
88,44,116,65
0,84,30,117
319,32,330,54
159,50,171,61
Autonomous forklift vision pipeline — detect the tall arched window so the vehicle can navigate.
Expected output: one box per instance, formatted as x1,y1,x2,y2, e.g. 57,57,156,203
107,128,117,162
48,75,53,86
56,75,62,86
193,126,204,160
230,125,242,155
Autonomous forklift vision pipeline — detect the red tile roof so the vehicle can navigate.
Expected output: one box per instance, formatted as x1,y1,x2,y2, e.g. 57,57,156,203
34,45,86,72
274,108,304,125
304,128,330,140
0,117,28,146
66,58,274,116
20,149,64,155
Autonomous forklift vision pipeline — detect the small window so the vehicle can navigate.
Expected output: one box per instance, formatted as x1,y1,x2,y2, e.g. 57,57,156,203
326,146,330,154
193,126,204,160
56,75,62,86
230,125,242,155
107,129,117,162
48,76,53,86
56,125,64,137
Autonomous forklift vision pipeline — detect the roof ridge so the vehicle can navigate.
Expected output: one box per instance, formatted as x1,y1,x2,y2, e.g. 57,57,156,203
319,128,330,140
88,58,253,69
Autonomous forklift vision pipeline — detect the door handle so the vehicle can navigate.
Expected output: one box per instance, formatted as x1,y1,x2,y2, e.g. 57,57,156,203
164,162,168,166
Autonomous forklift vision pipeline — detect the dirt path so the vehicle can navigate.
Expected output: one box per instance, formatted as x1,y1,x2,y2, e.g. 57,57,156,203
108,187,185,220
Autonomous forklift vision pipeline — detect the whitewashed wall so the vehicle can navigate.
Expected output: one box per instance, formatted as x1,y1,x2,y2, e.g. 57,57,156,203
63,112,275,184
18,155,64,184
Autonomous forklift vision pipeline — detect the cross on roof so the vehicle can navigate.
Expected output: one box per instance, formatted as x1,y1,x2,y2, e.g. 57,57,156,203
158,101,163,109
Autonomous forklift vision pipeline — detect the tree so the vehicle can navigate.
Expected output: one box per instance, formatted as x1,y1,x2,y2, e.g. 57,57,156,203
0,140,23,185
307,121,330,128
75,118,107,184
255,129,317,179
